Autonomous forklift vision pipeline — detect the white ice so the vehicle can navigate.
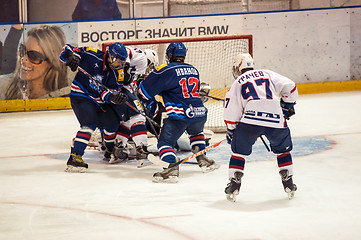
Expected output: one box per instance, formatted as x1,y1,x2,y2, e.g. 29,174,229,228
0,91,361,240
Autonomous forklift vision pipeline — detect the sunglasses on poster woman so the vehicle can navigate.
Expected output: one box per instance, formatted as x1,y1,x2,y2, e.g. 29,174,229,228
18,44,48,65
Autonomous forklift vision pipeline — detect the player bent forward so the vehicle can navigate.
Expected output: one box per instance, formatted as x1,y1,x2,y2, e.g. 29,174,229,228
223,53,298,201
59,43,128,172
138,42,220,183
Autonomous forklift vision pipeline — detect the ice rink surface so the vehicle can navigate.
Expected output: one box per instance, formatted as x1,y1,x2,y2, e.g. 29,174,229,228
0,91,361,240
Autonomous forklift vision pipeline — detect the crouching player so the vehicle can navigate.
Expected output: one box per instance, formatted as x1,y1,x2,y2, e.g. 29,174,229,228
59,43,127,172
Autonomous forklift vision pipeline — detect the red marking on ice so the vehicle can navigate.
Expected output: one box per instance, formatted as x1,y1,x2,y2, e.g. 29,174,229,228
1,201,196,240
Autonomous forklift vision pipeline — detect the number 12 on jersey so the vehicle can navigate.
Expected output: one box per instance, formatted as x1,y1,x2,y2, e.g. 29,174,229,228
179,77,200,98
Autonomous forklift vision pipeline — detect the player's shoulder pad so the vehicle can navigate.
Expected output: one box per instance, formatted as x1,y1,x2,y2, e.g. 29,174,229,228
155,64,167,71
85,47,99,53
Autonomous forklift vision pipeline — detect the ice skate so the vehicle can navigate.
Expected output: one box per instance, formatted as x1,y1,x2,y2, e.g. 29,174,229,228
152,163,179,183
135,145,149,168
225,172,243,202
126,140,137,159
279,169,297,199
65,150,88,173
192,146,220,173
102,149,117,164
111,144,129,164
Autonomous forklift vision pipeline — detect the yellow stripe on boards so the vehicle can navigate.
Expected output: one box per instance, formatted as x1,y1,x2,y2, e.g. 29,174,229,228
0,80,360,113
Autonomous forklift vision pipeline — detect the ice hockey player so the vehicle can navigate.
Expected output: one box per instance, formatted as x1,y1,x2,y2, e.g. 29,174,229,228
138,49,164,137
59,43,128,172
138,42,220,183
110,45,150,165
223,53,298,201
143,49,214,150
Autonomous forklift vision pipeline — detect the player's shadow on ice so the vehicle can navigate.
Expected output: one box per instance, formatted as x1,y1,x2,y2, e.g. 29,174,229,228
209,198,293,212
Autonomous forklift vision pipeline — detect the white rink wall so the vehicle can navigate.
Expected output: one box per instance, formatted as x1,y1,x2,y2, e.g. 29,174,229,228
80,7,361,84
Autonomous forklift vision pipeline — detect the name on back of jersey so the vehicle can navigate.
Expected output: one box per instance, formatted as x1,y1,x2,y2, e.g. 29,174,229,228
238,70,265,82
175,67,198,76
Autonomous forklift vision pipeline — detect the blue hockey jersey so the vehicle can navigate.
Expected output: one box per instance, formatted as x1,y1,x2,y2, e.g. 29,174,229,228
60,44,123,105
138,62,207,122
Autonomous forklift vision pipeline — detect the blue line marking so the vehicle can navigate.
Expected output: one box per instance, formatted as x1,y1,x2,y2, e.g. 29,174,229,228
51,136,333,165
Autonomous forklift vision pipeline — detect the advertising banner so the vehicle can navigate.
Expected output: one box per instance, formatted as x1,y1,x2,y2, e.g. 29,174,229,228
0,23,77,101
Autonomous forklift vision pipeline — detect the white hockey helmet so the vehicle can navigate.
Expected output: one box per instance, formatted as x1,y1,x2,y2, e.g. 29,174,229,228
144,49,159,74
232,53,254,79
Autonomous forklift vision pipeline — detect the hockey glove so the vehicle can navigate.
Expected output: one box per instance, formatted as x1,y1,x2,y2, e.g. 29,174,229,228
280,99,296,120
109,91,127,105
199,82,211,103
226,128,234,144
65,52,81,72
123,62,136,85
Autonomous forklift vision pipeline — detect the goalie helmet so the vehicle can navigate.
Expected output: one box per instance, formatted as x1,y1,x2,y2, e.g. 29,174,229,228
144,49,159,74
107,42,128,70
232,53,254,79
166,42,187,62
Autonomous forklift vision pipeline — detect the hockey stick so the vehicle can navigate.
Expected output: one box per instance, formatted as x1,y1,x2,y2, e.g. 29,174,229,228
147,138,227,168
199,93,225,102
199,92,271,152
260,135,270,152
128,80,159,139
77,66,161,129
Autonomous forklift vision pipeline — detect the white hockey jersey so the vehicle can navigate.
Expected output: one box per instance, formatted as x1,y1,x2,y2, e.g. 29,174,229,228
125,46,147,76
123,46,147,92
223,69,298,130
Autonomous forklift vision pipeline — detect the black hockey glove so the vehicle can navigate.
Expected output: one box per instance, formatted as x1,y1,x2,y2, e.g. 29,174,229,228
109,91,127,105
123,62,136,85
280,99,296,120
226,128,234,144
65,52,81,72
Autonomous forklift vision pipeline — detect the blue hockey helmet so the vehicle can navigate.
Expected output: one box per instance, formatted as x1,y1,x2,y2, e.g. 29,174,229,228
107,42,128,70
166,42,187,62
108,42,127,61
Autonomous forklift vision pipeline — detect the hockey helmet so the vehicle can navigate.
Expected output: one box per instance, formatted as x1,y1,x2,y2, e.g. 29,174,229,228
232,53,254,79
144,49,159,74
166,42,187,62
107,42,128,70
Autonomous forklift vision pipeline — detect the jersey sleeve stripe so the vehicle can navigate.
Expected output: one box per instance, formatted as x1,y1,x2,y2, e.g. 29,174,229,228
224,120,239,124
290,86,297,93
138,84,151,100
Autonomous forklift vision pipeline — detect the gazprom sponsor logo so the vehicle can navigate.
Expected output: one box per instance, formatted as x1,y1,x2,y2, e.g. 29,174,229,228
185,105,206,118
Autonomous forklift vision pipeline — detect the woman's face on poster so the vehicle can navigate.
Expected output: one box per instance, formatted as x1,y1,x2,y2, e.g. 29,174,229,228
19,36,50,82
